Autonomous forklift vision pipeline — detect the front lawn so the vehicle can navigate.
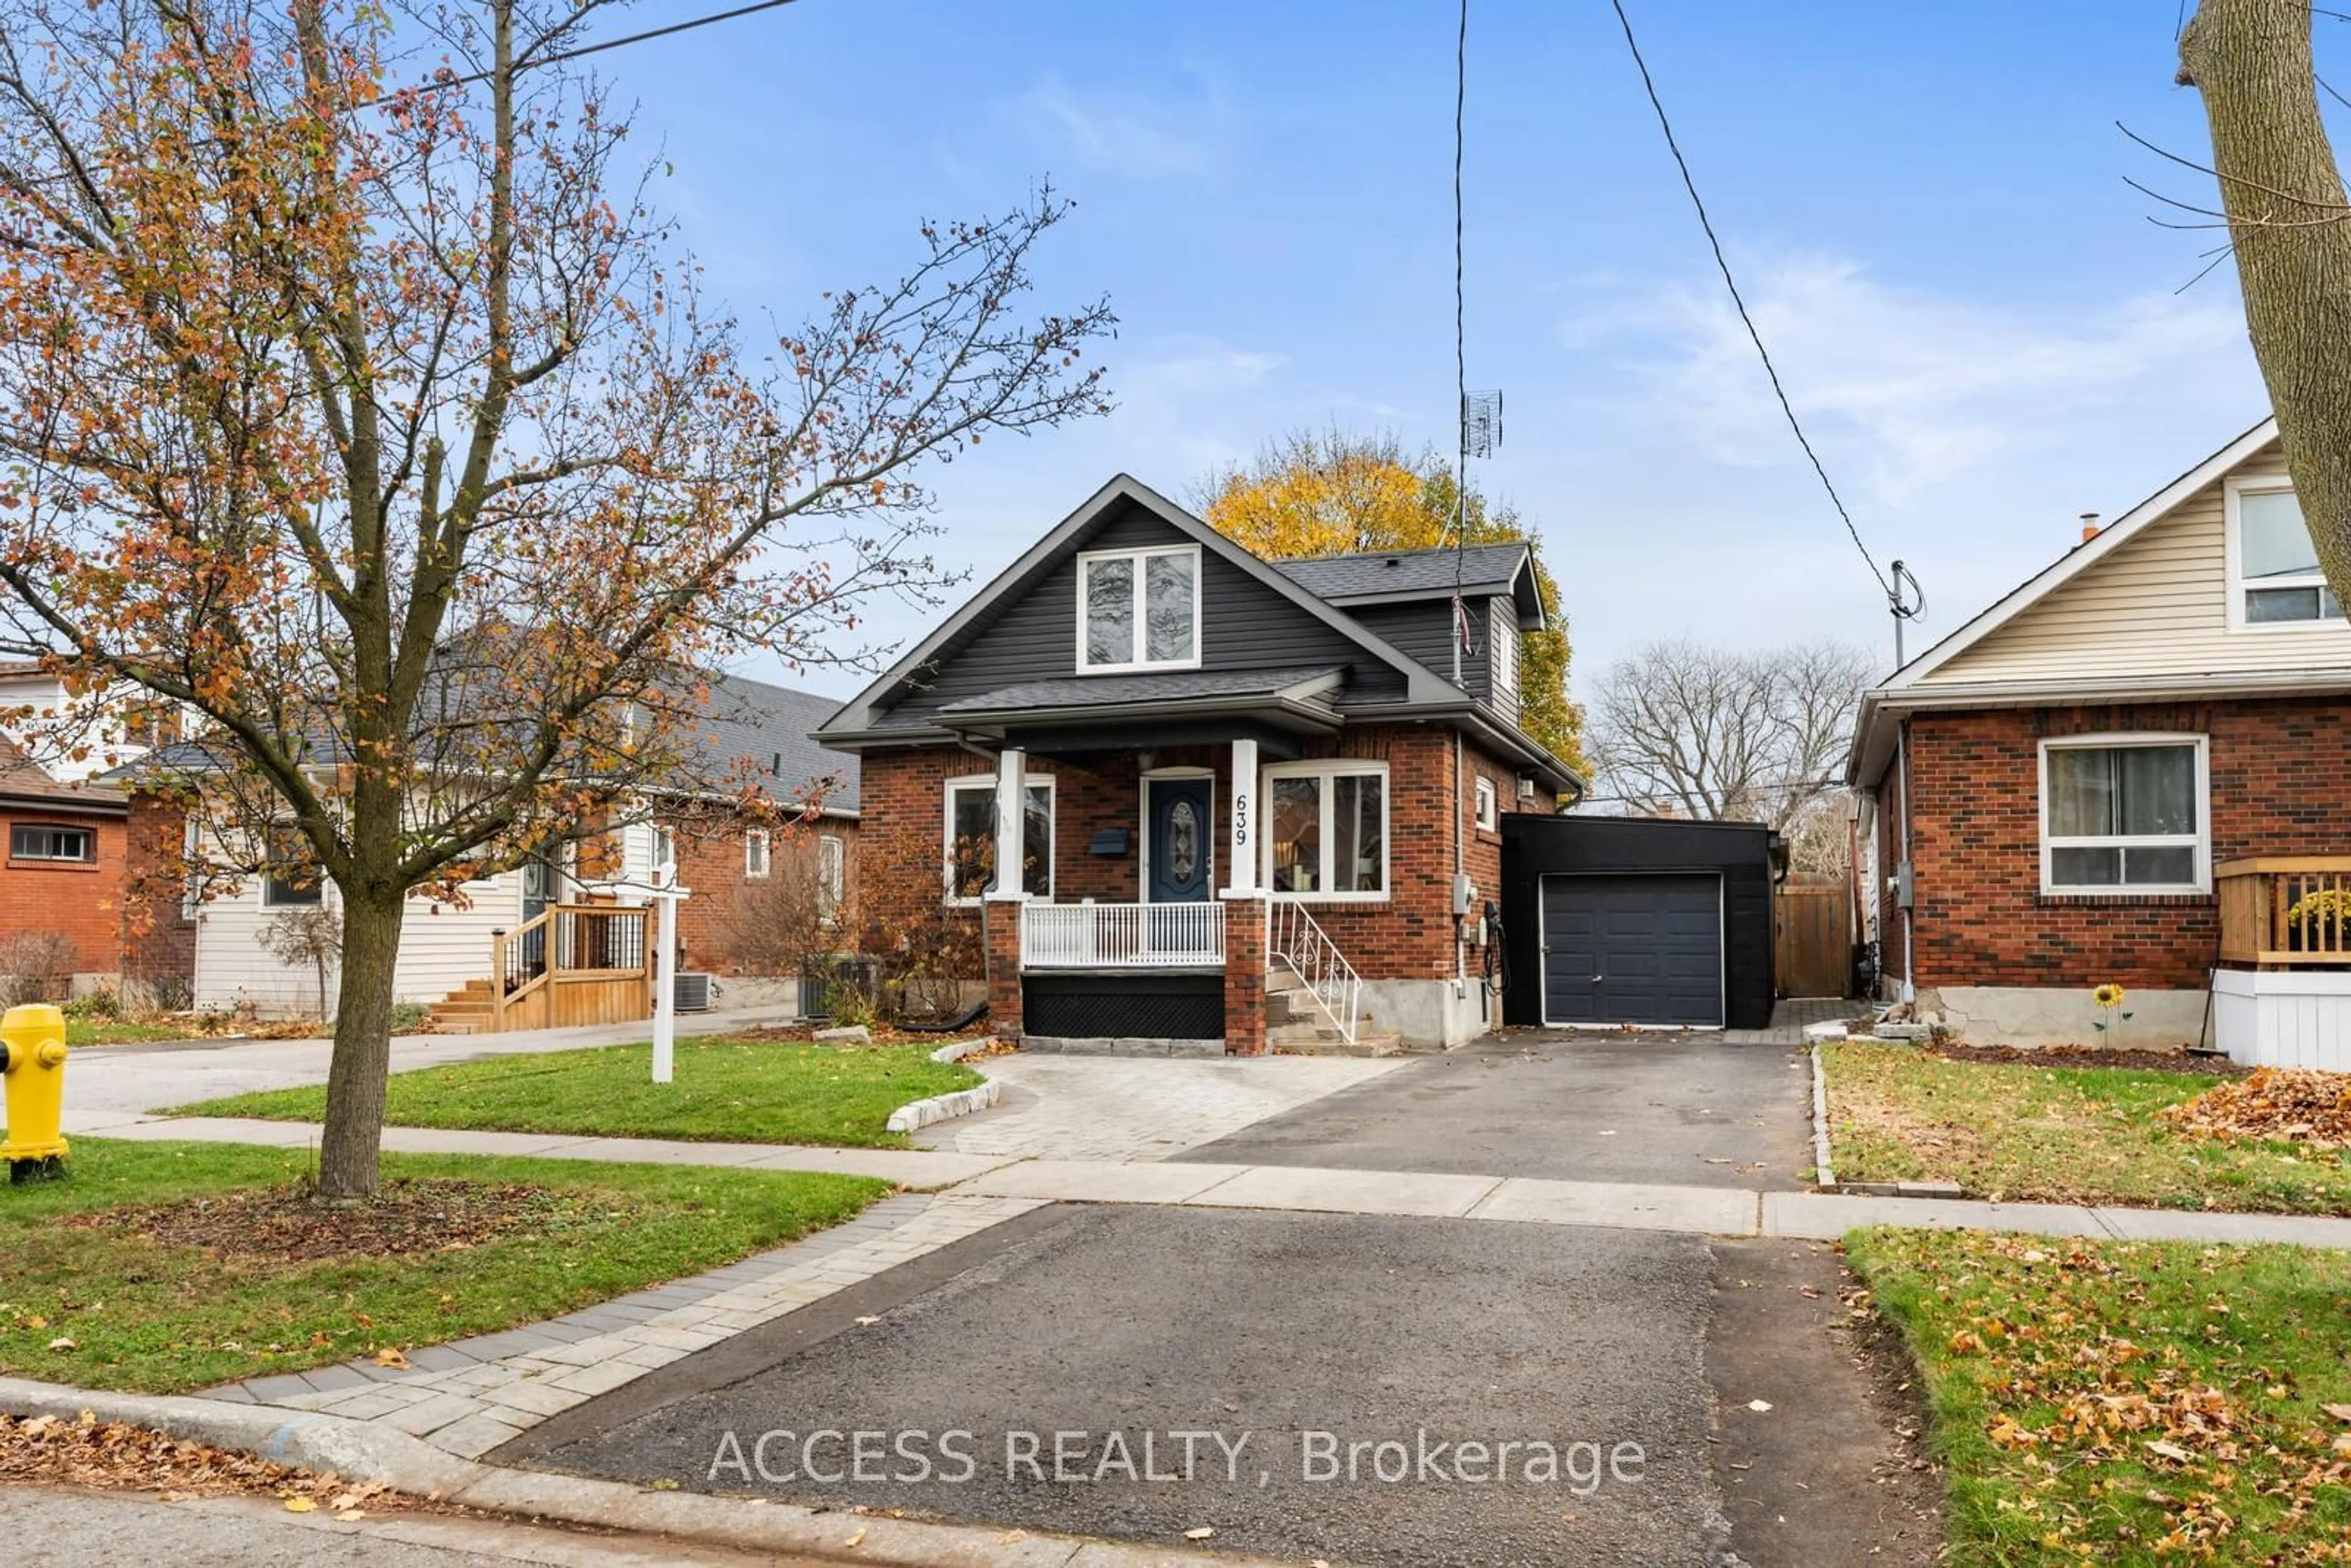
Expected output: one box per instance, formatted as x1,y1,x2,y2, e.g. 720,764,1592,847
1848,1228,2351,1565
63,1016,193,1047
1823,1041,2351,1213
0,1138,886,1394
175,1037,984,1149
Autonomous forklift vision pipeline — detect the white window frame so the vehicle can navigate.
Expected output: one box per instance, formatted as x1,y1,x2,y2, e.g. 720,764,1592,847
2225,475,2344,632
1261,759,1390,902
2037,733,2211,896
1474,776,1499,832
1489,601,1518,699
650,823,677,876
744,830,771,880
1074,544,1203,673
943,774,1056,907
819,833,845,924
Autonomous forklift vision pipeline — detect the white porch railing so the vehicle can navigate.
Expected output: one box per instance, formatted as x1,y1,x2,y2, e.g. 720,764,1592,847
1021,901,1227,969
1270,901,1362,1045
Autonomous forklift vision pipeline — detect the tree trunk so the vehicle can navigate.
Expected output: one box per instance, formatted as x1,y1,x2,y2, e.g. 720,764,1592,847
315,885,403,1203
2181,0,2351,601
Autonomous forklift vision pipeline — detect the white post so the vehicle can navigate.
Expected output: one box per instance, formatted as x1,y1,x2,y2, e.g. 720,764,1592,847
650,861,677,1084
992,747,1027,899
1221,737,1259,896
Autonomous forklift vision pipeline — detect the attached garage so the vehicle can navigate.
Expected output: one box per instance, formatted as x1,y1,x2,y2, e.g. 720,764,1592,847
1499,816,1777,1030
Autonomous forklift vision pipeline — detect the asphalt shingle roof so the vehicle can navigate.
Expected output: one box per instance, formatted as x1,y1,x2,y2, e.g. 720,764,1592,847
937,666,1344,715
0,737,126,812
1270,542,1529,602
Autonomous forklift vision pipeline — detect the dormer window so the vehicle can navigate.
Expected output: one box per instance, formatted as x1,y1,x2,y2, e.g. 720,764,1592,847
2227,478,2344,628
1078,545,1200,671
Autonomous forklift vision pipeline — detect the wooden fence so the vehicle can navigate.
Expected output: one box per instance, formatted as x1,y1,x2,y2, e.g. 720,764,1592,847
1774,881,1852,999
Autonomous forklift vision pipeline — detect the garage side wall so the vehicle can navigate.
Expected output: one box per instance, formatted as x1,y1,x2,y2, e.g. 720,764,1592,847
1499,816,1775,1030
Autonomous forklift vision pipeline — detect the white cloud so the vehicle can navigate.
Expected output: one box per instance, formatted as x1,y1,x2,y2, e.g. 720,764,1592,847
999,72,1228,179
1565,255,2249,505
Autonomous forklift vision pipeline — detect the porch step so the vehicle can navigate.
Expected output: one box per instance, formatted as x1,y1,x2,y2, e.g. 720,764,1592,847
1266,1021,1404,1058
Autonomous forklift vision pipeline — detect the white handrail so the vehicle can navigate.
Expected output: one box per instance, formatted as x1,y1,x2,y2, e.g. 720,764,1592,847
1021,901,1226,969
1269,901,1362,1045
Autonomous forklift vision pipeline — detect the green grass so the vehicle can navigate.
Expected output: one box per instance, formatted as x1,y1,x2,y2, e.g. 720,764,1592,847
174,1037,985,1149
62,1016,193,1047
1848,1227,2351,1565
0,1137,886,1394
1822,1041,2351,1214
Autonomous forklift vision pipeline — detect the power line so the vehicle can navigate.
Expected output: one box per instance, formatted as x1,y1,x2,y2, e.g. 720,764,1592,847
1605,0,1899,607
394,0,806,99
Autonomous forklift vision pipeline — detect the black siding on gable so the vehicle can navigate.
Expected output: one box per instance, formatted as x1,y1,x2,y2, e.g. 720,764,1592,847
877,501,1406,726
1498,815,1777,1030
1346,594,1520,707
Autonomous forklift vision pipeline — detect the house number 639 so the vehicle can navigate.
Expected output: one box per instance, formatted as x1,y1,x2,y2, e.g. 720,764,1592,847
1232,793,1249,847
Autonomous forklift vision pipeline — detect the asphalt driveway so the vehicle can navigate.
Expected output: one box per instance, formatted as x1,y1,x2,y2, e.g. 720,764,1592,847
1183,1030,1813,1187
510,1205,1734,1568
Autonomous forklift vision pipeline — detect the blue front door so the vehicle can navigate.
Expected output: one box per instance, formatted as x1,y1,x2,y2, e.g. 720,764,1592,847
1146,778,1213,902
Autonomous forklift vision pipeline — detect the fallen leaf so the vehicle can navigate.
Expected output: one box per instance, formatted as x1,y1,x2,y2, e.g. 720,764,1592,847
844,1526,866,1548
2146,1439,2191,1464
283,1497,316,1514
1747,1399,1773,1413
373,1348,410,1370
853,1316,880,1327
2324,1403,2351,1424
45,1337,75,1351
335,1510,366,1523
1184,1526,1215,1540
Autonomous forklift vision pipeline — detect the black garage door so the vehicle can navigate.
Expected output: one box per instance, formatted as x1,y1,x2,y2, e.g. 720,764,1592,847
1540,874,1723,1027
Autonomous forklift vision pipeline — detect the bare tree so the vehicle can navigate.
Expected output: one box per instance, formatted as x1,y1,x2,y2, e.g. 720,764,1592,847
2177,2,2351,602
1587,639,1873,865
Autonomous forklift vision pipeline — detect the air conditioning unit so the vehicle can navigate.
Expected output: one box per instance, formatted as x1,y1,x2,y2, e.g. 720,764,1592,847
673,972,713,1012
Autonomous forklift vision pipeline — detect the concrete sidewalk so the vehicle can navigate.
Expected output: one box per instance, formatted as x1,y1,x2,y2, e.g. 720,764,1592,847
72,1111,2351,1250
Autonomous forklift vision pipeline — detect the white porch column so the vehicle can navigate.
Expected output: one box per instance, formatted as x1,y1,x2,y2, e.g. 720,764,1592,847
990,746,1027,899
1221,737,1259,897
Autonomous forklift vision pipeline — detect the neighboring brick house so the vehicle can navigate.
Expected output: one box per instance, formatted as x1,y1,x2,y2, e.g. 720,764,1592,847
0,738,130,989
812,475,1581,1052
1851,417,2351,1060
111,672,857,1024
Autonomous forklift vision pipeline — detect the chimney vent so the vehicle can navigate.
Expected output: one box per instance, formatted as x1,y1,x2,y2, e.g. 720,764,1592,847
2079,511,2102,542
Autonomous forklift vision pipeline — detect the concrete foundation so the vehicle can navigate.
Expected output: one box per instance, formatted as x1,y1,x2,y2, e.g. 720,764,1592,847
1359,976,1499,1050
1922,985,2210,1050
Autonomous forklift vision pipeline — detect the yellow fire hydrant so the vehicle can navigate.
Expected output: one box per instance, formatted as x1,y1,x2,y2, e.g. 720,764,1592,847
1,1003,69,1182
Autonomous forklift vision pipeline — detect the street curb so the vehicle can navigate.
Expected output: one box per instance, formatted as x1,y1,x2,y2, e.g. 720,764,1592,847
1809,1041,1836,1190
0,1376,1291,1566
927,1038,986,1063
886,1078,1002,1133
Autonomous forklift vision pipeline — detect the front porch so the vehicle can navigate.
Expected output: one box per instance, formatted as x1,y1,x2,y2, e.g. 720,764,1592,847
2214,857,2351,1068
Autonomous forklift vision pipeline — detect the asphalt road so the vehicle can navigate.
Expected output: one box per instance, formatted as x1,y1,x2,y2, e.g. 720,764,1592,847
517,1205,1736,1568
1183,1032,1813,1187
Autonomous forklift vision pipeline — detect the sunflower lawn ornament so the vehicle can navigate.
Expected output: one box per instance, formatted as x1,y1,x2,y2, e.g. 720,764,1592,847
2091,983,2132,1040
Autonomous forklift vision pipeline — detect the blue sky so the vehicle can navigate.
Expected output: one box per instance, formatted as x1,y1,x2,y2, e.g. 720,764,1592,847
588,0,2270,702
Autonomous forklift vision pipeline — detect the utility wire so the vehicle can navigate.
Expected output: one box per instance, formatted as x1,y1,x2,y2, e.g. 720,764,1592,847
392,0,805,99
1446,0,1471,583
1605,0,1898,607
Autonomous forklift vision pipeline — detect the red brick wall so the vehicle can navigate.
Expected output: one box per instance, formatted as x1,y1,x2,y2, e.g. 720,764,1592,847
121,793,195,988
853,727,1559,985
665,811,858,977
1903,699,2351,991
0,801,126,973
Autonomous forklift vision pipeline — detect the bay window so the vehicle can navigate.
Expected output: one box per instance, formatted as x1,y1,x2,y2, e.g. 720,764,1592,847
1077,545,1200,671
2039,736,2208,893
945,777,1054,902
1265,761,1387,899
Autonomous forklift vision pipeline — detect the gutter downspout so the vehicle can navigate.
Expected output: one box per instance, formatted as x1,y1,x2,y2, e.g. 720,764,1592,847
1896,716,1916,1005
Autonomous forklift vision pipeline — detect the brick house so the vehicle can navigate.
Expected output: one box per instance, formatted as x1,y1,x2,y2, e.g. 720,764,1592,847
114,673,857,1025
0,738,130,990
811,475,1583,1052
1851,417,2351,1062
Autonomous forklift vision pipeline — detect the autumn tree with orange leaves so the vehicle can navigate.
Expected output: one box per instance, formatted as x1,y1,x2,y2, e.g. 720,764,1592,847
0,0,1112,1201
1198,429,1585,771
